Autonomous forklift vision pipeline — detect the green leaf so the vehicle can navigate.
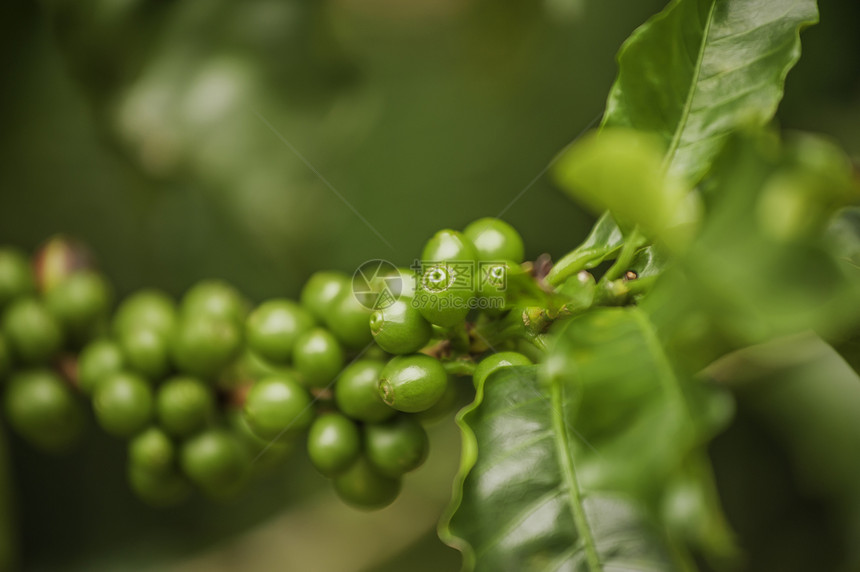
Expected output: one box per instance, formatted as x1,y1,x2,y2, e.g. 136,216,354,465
603,0,819,184
440,365,680,572
629,245,670,279
441,308,735,570
553,129,693,246
545,309,732,532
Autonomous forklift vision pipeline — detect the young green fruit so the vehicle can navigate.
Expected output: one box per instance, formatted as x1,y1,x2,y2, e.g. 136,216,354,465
293,328,344,388
368,267,417,301
180,429,249,496
463,218,525,263
0,247,35,310
369,299,432,355
92,371,153,437
119,327,171,380
334,359,394,423
128,426,175,474
2,298,64,364
475,261,510,309
44,271,112,340
228,408,294,470
421,229,478,264
181,280,247,325
378,354,447,413
77,339,125,394
414,264,473,327
300,271,349,323
364,416,429,478
156,376,215,436
333,457,401,510
242,375,313,440
473,351,533,389
394,267,419,299
307,413,361,477
234,349,295,380
127,463,190,507
325,291,373,349
246,299,315,363
4,369,84,451
413,377,461,424
171,314,242,379
113,289,176,338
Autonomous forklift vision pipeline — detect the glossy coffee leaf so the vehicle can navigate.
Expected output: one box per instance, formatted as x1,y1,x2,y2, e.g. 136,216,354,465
603,0,818,184
554,129,691,246
441,361,686,571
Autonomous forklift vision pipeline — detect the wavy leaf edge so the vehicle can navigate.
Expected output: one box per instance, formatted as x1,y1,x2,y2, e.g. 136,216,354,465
601,0,820,184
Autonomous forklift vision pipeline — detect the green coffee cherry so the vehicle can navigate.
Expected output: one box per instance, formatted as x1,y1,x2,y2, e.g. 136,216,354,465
364,416,429,478
77,339,125,394
119,327,170,380
4,369,84,451
181,280,248,325
128,426,174,474
242,375,313,440
333,457,401,510
171,314,242,379
234,349,295,380
325,291,373,349
394,267,418,299
414,377,461,424
156,376,215,436
369,299,432,355
180,429,250,496
127,463,190,507
293,328,344,388
414,264,473,327
378,354,447,413
463,218,525,263
2,298,64,364
334,359,394,423
246,299,315,363
476,261,510,310
44,271,112,341
92,371,153,437
417,230,478,327
113,289,176,338
473,351,532,389
421,229,478,264
0,248,35,310
300,271,348,323
307,412,361,477
367,267,418,301
229,408,294,470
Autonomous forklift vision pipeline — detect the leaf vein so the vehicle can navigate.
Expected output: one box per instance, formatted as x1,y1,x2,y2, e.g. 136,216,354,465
697,39,795,87
474,488,563,558
662,0,717,174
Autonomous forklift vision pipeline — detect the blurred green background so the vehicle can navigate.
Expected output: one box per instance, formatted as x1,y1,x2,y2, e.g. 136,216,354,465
0,0,858,570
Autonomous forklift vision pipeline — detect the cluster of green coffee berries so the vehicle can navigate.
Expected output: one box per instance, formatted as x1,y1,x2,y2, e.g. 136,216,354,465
0,219,540,510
